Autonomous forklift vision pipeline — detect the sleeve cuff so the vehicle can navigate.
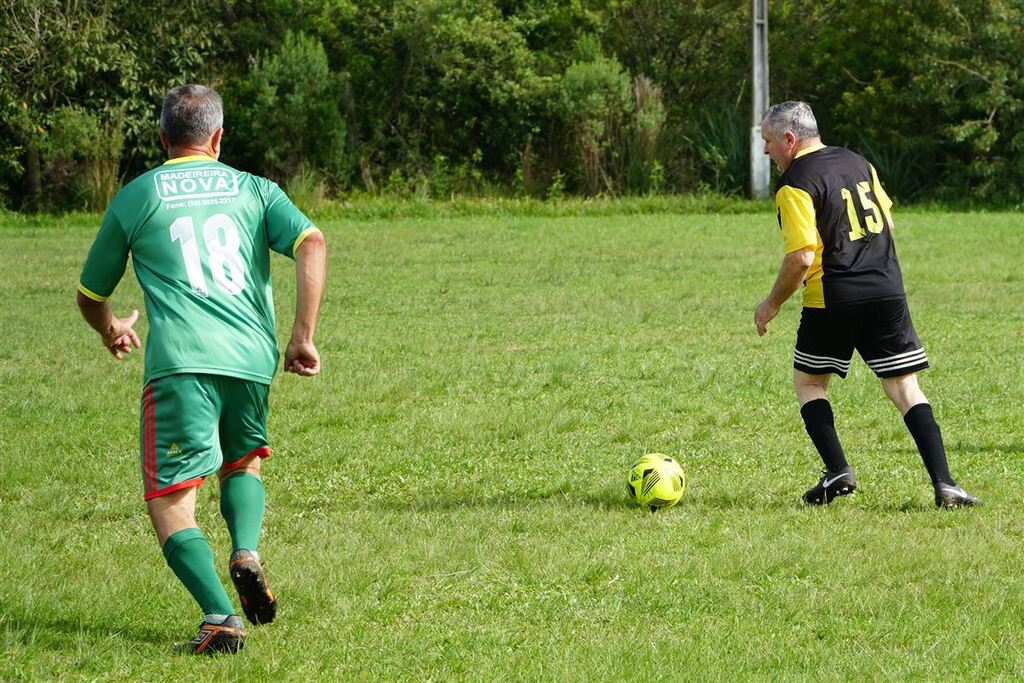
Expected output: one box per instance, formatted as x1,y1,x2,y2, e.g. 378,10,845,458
784,243,816,254
292,227,321,254
77,283,109,302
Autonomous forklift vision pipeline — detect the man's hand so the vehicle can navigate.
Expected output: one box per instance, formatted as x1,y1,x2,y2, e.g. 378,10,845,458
285,339,320,376
103,309,142,359
754,299,780,337
755,248,813,337
78,291,142,360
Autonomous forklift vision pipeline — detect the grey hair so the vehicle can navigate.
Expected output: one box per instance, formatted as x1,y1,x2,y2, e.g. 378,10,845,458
160,84,224,147
762,101,819,139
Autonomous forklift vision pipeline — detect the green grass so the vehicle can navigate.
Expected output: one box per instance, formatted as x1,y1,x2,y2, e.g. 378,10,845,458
1,208,1023,680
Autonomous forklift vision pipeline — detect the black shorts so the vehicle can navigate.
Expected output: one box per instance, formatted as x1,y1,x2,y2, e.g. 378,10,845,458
793,298,929,379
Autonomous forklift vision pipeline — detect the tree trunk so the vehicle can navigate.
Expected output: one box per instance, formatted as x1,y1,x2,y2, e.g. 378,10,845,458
25,139,42,212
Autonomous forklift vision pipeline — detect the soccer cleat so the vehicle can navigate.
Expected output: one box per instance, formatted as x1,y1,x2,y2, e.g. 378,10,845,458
230,549,277,625
934,483,981,508
802,467,857,505
176,615,246,655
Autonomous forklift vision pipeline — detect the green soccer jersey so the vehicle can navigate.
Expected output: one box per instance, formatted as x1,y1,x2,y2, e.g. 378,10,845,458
79,154,318,385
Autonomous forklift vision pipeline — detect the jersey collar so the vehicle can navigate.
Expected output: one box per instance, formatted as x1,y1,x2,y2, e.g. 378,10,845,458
163,154,216,165
794,141,825,160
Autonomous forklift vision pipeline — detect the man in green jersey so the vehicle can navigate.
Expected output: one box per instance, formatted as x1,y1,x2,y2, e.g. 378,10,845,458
77,84,327,654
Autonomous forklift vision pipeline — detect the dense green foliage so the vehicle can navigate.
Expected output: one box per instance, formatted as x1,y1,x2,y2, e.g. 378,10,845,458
2,0,1023,209
2,210,1023,677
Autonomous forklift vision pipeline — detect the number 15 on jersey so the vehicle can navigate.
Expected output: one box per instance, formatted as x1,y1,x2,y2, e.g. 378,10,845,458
841,181,893,241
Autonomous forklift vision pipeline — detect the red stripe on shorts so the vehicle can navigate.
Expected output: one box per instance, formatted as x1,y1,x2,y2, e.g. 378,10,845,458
143,384,156,492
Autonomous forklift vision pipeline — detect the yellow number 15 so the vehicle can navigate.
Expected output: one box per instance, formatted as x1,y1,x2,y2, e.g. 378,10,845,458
841,182,884,240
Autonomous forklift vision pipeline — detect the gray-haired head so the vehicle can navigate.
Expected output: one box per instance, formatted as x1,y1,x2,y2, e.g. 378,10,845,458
160,85,224,147
762,101,819,140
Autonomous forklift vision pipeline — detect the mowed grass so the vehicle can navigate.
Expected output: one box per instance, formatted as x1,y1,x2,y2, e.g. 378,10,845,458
1,208,1023,680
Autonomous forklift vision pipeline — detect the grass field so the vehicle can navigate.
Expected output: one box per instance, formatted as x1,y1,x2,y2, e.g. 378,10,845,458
1,206,1023,680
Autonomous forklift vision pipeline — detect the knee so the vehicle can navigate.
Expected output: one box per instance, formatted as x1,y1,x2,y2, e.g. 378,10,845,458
146,488,198,546
218,458,262,483
794,372,829,405
882,373,927,413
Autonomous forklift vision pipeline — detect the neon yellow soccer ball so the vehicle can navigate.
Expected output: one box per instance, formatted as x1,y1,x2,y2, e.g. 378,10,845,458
626,453,686,511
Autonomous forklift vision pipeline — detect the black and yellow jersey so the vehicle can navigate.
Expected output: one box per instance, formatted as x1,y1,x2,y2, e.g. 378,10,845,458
775,143,905,308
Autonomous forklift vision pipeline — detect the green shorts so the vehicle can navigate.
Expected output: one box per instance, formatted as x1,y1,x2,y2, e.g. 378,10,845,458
140,373,271,500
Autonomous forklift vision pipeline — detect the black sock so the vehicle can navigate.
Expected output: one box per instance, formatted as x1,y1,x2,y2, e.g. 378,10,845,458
903,403,955,487
800,399,849,472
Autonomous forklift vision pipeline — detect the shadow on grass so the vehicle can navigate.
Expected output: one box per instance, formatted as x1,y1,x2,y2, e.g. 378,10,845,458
695,488,957,514
892,498,945,513
392,488,803,513
892,443,1024,457
354,483,979,515
400,491,636,513
368,484,638,513
694,490,803,512
0,603,168,649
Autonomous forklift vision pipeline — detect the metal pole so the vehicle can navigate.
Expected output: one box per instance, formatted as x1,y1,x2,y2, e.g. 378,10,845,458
750,0,770,199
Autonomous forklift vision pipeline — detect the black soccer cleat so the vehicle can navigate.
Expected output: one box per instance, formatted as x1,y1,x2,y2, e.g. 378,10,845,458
934,483,981,508
802,467,857,505
176,615,246,655
230,549,277,626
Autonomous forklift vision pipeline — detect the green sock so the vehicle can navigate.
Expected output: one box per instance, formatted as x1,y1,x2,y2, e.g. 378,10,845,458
220,473,266,552
161,528,234,616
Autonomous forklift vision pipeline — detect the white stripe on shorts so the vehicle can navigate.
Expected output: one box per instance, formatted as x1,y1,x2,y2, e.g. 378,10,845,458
864,347,927,367
794,349,852,370
865,348,927,372
793,353,850,374
869,357,929,374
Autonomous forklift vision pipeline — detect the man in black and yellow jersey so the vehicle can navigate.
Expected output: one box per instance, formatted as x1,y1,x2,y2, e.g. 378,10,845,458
754,101,978,508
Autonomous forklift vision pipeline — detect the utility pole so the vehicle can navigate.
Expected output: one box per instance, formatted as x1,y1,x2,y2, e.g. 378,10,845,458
751,0,770,199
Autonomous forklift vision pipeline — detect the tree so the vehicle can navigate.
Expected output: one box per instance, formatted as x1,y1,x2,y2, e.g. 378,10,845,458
0,0,221,210
244,31,352,186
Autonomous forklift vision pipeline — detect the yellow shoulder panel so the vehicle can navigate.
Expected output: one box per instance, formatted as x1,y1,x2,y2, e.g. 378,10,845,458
775,185,818,254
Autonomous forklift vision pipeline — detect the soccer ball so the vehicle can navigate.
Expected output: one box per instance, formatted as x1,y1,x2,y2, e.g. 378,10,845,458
625,453,686,511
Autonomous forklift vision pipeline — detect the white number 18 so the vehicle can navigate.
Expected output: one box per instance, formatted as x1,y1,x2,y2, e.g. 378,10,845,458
169,214,247,297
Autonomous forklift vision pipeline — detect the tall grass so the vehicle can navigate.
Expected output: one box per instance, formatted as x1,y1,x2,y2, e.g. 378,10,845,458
694,104,749,195
626,75,667,194
856,135,927,203
285,166,331,214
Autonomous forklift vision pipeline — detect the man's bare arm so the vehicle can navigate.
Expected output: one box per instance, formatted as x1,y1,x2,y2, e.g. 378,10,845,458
754,247,814,336
284,230,327,376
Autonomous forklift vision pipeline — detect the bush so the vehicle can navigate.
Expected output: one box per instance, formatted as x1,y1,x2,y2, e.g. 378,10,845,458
3,0,1024,206
855,135,925,203
559,39,634,195
245,31,352,188
41,105,124,211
